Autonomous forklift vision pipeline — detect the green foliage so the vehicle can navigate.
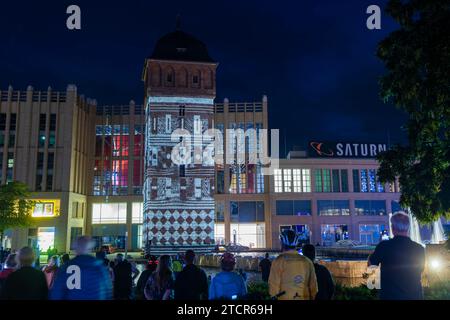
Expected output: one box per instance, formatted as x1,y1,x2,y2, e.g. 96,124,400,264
424,281,450,300
0,181,35,237
376,0,450,223
246,281,271,300
334,284,379,300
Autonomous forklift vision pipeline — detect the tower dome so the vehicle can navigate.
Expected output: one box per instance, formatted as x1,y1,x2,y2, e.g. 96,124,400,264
150,28,214,63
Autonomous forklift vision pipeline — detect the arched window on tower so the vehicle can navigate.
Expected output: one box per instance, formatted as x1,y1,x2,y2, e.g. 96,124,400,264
165,67,175,87
191,69,201,88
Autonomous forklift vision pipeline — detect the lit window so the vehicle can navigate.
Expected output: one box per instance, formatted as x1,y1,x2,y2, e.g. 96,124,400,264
302,169,311,192
274,169,282,193
293,169,301,192
283,169,291,192
132,202,143,224
92,203,127,224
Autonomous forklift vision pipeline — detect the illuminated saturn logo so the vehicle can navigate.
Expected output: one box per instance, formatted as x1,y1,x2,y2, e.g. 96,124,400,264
310,142,334,156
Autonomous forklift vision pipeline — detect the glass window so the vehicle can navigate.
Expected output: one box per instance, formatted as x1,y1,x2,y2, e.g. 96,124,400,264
293,169,301,192
132,202,143,224
214,223,225,245
341,169,349,192
230,223,265,248
302,169,311,192
283,169,291,192
276,200,294,215
293,200,311,216
353,169,360,192
274,169,283,192
318,200,350,216
332,170,340,192
314,169,322,192
92,203,127,224
230,201,264,222
355,200,387,216
368,169,377,192
321,224,349,246
215,203,225,222
359,224,386,245
315,169,331,192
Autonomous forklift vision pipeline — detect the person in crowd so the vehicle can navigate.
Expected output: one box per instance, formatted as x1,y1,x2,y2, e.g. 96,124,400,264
144,255,174,300
109,260,115,282
209,252,247,300
4,247,48,300
126,255,140,283
302,244,335,300
259,253,271,283
126,255,140,299
113,254,133,300
368,212,425,300
147,255,158,273
0,253,17,298
0,253,17,280
96,248,107,261
42,255,60,289
136,261,154,300
60,253,70,266
269,229,317,300
174,250,208,300
50,236,112,300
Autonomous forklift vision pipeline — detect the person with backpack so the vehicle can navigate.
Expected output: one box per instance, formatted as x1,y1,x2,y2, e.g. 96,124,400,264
269,229,317,300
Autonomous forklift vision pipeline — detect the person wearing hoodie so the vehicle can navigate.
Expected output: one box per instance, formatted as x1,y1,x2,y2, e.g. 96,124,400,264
209,252,247,300
50,236,113,300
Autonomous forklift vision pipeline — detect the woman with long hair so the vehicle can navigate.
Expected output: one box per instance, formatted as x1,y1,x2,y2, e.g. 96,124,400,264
144,255,174,300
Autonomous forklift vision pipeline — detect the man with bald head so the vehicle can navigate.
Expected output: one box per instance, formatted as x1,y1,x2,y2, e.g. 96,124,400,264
50,236,113,300
368,212,425,300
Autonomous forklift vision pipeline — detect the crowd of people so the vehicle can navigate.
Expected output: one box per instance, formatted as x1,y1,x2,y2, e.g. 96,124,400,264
0,212,425,300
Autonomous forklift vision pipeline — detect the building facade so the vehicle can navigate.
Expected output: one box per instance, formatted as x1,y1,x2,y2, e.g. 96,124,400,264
0,85,95,252
3,27,408,253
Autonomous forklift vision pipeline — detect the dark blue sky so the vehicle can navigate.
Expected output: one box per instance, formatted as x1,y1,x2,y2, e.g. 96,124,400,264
0,0,407,155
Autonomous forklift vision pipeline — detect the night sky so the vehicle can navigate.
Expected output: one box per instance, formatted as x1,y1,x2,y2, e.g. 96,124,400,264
0,0,408,156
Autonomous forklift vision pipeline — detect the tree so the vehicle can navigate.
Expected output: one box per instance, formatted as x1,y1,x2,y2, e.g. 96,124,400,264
376,0,450,223
0,181,35,246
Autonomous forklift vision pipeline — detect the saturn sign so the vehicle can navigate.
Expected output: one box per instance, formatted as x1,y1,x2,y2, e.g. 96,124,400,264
308,141,387,158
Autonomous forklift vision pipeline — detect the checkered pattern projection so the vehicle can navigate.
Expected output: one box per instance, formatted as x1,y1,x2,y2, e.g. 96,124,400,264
143,98,215,251
145,209,214,245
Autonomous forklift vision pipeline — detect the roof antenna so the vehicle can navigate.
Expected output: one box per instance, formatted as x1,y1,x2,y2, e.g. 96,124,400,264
176,14,181,30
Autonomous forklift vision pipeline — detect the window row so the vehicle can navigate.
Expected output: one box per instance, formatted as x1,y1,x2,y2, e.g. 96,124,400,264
275,200,401,216
274,168,399,193
91,202,143,224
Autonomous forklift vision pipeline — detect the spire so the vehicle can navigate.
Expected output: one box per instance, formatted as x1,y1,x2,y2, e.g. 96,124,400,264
176,14,181,31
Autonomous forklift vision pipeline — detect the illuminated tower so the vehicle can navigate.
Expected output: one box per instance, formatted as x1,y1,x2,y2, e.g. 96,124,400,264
142,22,217,254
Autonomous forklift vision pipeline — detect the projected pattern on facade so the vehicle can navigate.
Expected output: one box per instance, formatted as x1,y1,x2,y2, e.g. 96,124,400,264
142,27,217,252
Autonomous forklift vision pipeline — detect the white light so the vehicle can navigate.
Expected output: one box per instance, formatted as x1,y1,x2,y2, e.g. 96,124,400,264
430,258,441,270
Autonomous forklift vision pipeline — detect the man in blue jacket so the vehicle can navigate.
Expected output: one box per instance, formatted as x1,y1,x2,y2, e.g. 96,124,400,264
50,236,113,300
